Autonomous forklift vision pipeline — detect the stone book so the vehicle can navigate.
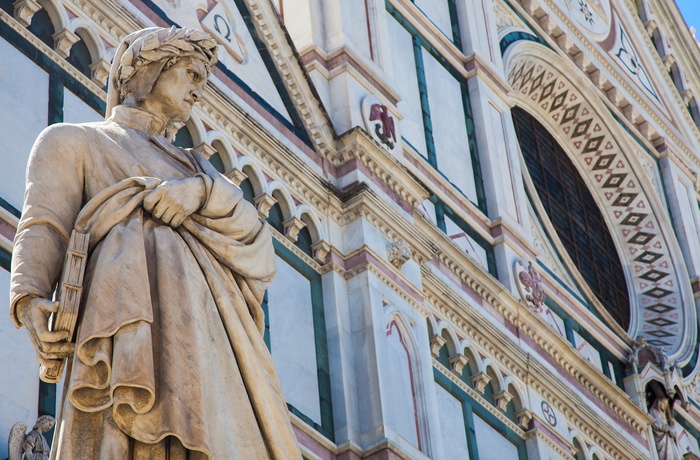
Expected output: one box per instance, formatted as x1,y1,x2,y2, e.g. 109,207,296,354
40,230,90,384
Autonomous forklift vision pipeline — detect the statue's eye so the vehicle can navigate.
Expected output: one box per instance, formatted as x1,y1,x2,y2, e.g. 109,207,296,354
188,70,200,82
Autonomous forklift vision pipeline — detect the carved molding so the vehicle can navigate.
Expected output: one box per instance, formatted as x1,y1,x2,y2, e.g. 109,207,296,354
448,353,469,377
224,168,247,186
494,390,514,412
515,408,533,430
12,0,40,27
283,216,305,242
429,334,447,358
53,29,80,58
89,59,111,87
193,141,217,160
471,372,491,394
253,192,276,218
310,240,330,264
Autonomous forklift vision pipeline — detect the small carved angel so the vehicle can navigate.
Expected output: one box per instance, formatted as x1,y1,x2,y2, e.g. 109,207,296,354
8,415,55,460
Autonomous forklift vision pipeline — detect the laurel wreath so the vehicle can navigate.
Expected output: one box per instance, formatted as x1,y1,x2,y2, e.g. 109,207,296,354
118,26,218,87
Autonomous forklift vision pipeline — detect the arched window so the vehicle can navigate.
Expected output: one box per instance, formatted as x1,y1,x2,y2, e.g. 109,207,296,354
669,62,684,93
208,152,225,173
67,39,92,77
512,107,630,329
28,9,55,47
173,126,194,149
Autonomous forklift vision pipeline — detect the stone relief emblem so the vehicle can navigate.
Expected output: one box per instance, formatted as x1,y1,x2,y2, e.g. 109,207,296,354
514,259,546,313
540,400,557,427
362,95,399,152
563,0,612,40
387,240,412,269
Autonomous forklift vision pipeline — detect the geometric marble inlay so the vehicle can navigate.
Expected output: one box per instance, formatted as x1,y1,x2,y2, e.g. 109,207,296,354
507,49,695,360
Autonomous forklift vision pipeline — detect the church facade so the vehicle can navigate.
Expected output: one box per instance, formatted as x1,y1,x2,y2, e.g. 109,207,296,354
2,0,700,458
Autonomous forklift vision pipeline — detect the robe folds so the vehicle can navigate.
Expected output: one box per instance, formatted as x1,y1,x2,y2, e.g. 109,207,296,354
10,107,302,459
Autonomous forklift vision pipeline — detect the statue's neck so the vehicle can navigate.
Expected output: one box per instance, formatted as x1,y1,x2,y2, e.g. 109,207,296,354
108,106,170,137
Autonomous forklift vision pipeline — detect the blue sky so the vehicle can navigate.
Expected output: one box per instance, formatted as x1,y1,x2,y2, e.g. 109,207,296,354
675,0,700,32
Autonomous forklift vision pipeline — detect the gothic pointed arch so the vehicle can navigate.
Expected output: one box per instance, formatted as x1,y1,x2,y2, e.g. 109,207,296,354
504,42,696,363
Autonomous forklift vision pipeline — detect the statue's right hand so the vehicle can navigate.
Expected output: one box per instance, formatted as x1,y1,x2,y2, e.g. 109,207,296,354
16,297,75,367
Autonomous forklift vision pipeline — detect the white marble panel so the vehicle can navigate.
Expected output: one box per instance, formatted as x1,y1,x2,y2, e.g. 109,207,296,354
0,38,49,209
473,414,518,460
444,215,488,270
63,89,102,124
385,322,419,447
422,50,477,203
415,0,452,39
573,330,603,371
434,383,470,460
387,16,426,155
267,256,321,424
0,268,40,456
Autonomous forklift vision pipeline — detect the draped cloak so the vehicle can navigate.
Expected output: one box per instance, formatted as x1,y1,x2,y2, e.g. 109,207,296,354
9,106,302,459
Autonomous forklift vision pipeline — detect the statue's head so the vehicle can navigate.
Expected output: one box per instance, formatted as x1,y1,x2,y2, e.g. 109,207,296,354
107,27,218,127
33,415,55,433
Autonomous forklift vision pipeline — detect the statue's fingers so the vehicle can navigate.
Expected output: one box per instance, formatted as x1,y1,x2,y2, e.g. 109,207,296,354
143,190,161,212
36,299,60,314
40,341,75,357
161,208,177,227
38,328,70,343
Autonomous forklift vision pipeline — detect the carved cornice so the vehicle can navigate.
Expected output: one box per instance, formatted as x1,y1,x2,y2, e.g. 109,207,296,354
507,0,700,171
242,0,336,160
336,128,429,209
434,360,526,438
421,266,652,458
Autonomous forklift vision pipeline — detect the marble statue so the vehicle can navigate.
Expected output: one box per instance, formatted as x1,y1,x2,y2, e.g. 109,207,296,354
650,395,683,460
10,26,302,459
8,415,55,460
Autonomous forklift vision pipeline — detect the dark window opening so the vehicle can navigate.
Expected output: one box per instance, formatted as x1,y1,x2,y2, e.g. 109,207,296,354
173,126,194,149
512,107,630,329
28,9,55,48
67,40,92,78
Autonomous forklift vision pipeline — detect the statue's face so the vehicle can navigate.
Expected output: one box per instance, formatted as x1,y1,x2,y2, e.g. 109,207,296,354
140,57,207,124
659,398,669,411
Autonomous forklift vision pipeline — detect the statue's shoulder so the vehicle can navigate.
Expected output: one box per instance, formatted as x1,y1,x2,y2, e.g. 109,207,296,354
36,121,107,142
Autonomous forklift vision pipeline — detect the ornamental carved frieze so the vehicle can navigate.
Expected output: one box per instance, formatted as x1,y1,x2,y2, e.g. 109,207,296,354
505,48,695,362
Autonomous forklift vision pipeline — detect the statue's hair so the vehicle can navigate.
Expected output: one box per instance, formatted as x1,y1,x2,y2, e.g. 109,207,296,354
33,415,54,430
116,27,218,106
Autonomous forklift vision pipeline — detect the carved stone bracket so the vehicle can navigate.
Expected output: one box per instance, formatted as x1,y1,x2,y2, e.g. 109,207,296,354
311,240,330,264
471,372,491,394
448,353,469,377
515,408,533,430
53,29,80,59
90,59,111,87
12,0,41,27
429,334,447,358
193,141,217,160
254,192,276,218
387,240,411,269
283,217,305,242
493,390,513,412
225,168,247,186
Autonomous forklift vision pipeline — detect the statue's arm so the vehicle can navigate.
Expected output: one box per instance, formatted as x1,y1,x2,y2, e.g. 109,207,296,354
10,123,86,326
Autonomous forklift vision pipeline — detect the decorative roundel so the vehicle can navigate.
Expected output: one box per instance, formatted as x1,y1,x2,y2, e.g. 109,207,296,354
564,0,612,41
541,401,558,427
